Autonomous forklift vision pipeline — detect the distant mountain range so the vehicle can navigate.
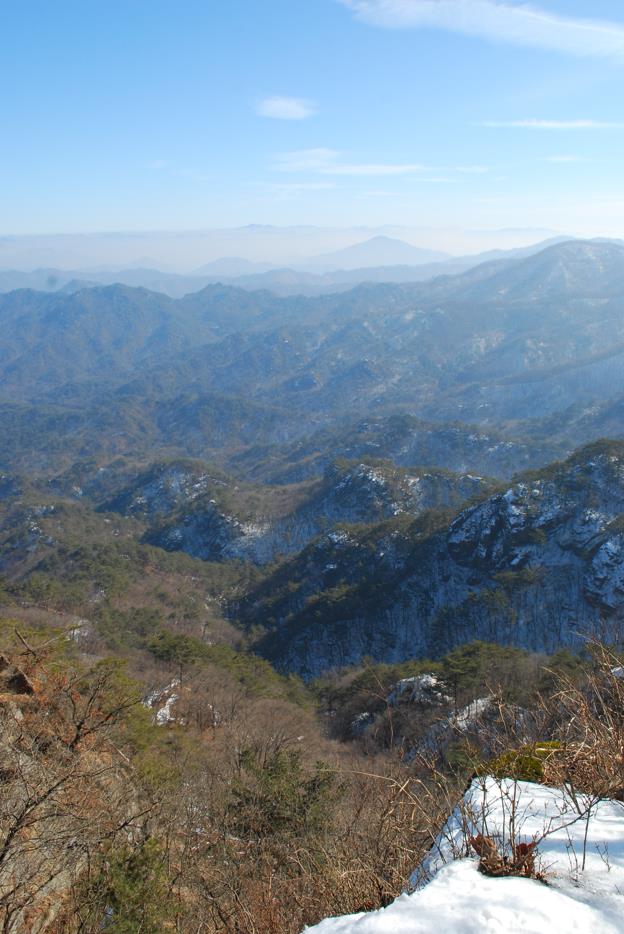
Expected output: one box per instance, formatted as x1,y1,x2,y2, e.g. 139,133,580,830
0,225,563,271
0,235,573,298
0,239,623,482
303,235,450,270
1,237,624,680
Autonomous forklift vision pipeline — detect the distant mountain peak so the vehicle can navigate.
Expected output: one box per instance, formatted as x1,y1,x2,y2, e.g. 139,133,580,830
305,237,451,272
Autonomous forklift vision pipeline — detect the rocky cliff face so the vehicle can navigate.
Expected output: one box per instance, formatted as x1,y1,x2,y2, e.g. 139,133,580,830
106,459,492,565
99,461,229,517
243,442,624,678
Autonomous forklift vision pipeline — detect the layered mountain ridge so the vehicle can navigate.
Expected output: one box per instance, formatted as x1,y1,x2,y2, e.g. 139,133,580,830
1,239,624,681
240,441,624,676
97,458,493,565
1,239,624,482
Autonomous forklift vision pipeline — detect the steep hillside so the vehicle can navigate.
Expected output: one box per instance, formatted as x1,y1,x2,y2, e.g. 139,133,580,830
0,283,312,403
0,286,185,399
233,414,563,483
450,239,624,304
0,391,297,475
241,441,624,677
96,458,493,565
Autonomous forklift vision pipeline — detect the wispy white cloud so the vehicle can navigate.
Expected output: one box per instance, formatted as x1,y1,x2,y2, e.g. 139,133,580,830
274,149,478,177
276,148,427,176
275,149,490,178
482,119,624,129
546,155,580,163
276,148,438,178
146,159,169,170
256,96,317,120
338,0,624,59
329,162,429,176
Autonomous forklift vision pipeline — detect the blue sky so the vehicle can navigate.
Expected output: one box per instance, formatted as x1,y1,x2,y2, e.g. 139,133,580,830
3,0,624,238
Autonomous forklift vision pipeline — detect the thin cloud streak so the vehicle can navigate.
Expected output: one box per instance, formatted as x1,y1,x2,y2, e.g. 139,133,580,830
269,181,337,200
256,96,317,120
546,155,580,163
339,0,624,59
275,149,487,177
276,148,427,176
482,119,624,129
328,163,429,176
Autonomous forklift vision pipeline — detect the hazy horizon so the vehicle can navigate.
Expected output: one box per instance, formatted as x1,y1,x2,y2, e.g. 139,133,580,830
0,225,576,273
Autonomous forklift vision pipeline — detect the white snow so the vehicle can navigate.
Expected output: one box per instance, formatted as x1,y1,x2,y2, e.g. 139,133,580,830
416,697,493,757
304,777,624,934
155,693,178,725
144,679,181,725
386,673,449,707
306,860,621,933
452,696,492,731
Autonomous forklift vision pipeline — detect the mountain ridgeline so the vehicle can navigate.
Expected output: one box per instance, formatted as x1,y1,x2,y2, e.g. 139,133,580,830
239,441,624,676
1,238,624,678
0,239,623,474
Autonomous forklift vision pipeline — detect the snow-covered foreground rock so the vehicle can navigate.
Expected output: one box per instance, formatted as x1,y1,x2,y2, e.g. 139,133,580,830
304,777,624,933
306,860,621,933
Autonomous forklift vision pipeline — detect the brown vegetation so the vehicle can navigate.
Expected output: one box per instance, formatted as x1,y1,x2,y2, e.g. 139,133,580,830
1,623,623,933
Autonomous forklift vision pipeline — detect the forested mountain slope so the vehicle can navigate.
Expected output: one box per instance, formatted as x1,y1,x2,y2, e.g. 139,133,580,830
1,240,624,481
241,441,624,677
